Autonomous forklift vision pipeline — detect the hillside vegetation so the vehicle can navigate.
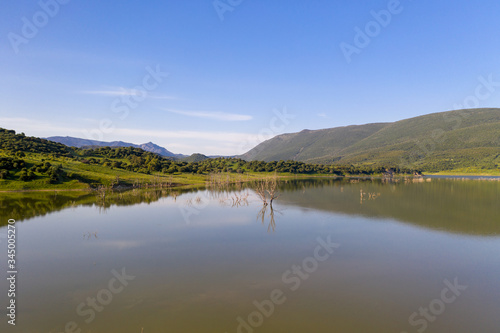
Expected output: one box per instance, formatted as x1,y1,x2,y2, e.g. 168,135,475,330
242,123,389,162
0,128,415,190
241,108,500,173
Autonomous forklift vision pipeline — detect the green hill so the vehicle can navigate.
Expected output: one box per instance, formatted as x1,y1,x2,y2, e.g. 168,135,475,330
241,122,389,162
241,108,500,173
181,153,210,163
0,128,203,190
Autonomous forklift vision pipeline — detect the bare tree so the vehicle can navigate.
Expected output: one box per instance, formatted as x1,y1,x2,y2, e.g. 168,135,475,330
254,176,280,232
254,176,280,207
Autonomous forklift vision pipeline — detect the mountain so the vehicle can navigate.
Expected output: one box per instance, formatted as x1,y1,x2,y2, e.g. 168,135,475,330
241,123,389,162
46,136,186,158
137,142,182,158
180,153,210,163
240,108,500,172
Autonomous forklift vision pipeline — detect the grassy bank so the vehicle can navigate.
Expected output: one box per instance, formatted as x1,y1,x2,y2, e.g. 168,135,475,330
0,155,323,191
426,168,500,177
1,156,495,192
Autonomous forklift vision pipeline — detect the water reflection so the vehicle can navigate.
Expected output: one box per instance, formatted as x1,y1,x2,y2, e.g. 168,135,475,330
0,187,195,225
257,204,281,232
83,231,98,240
1,177,499,235
0,177,499,333
276,177,500,235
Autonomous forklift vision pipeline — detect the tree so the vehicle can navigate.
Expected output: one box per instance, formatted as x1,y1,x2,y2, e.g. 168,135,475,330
0,169,9,179
19,168,35,181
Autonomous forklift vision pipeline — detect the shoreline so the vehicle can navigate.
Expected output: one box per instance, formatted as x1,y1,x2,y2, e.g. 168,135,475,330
425,173,500,177
2,172,499,193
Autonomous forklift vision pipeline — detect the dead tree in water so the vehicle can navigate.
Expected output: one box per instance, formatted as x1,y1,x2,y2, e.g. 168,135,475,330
254,177,280,207
267,178,279,206
255,181,269,205
96,185,109,201
254,176,280,232
256,198,279,232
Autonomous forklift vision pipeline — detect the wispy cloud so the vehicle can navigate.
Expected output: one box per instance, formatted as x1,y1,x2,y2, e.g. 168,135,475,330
318,113,328,118
163,108,252,121
114,128,260,143
0,118,259,142
97,240,143,250
81,89,138,96
0,117,79,134
80,87,176,100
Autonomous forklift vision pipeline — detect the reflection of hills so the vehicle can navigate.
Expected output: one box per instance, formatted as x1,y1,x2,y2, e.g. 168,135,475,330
1,179,498,236
0,189,194,226
276,178,500,236
0,181,249,226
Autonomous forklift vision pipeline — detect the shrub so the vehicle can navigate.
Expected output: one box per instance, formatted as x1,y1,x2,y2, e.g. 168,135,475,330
0,169,9,179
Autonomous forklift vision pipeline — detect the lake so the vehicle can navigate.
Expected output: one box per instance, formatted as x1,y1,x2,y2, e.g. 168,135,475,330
1,177,499,333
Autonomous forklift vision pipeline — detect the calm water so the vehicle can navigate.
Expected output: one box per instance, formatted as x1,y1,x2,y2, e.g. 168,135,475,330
0,178,499,333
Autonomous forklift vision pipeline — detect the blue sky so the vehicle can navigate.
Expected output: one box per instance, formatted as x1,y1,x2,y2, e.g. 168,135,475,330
1,0,500,155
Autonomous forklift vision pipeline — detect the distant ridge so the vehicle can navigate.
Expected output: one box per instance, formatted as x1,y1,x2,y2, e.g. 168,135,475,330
240,108,500,172
180,153,210,163
46,136,186,158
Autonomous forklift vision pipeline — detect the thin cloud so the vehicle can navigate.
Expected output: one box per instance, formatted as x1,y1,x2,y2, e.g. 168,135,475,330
0,118,260,143
114,128,260,143
0,117,79,134
80,87,176,100
97,240,143,250
164,108,252,121
148,94,178,100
